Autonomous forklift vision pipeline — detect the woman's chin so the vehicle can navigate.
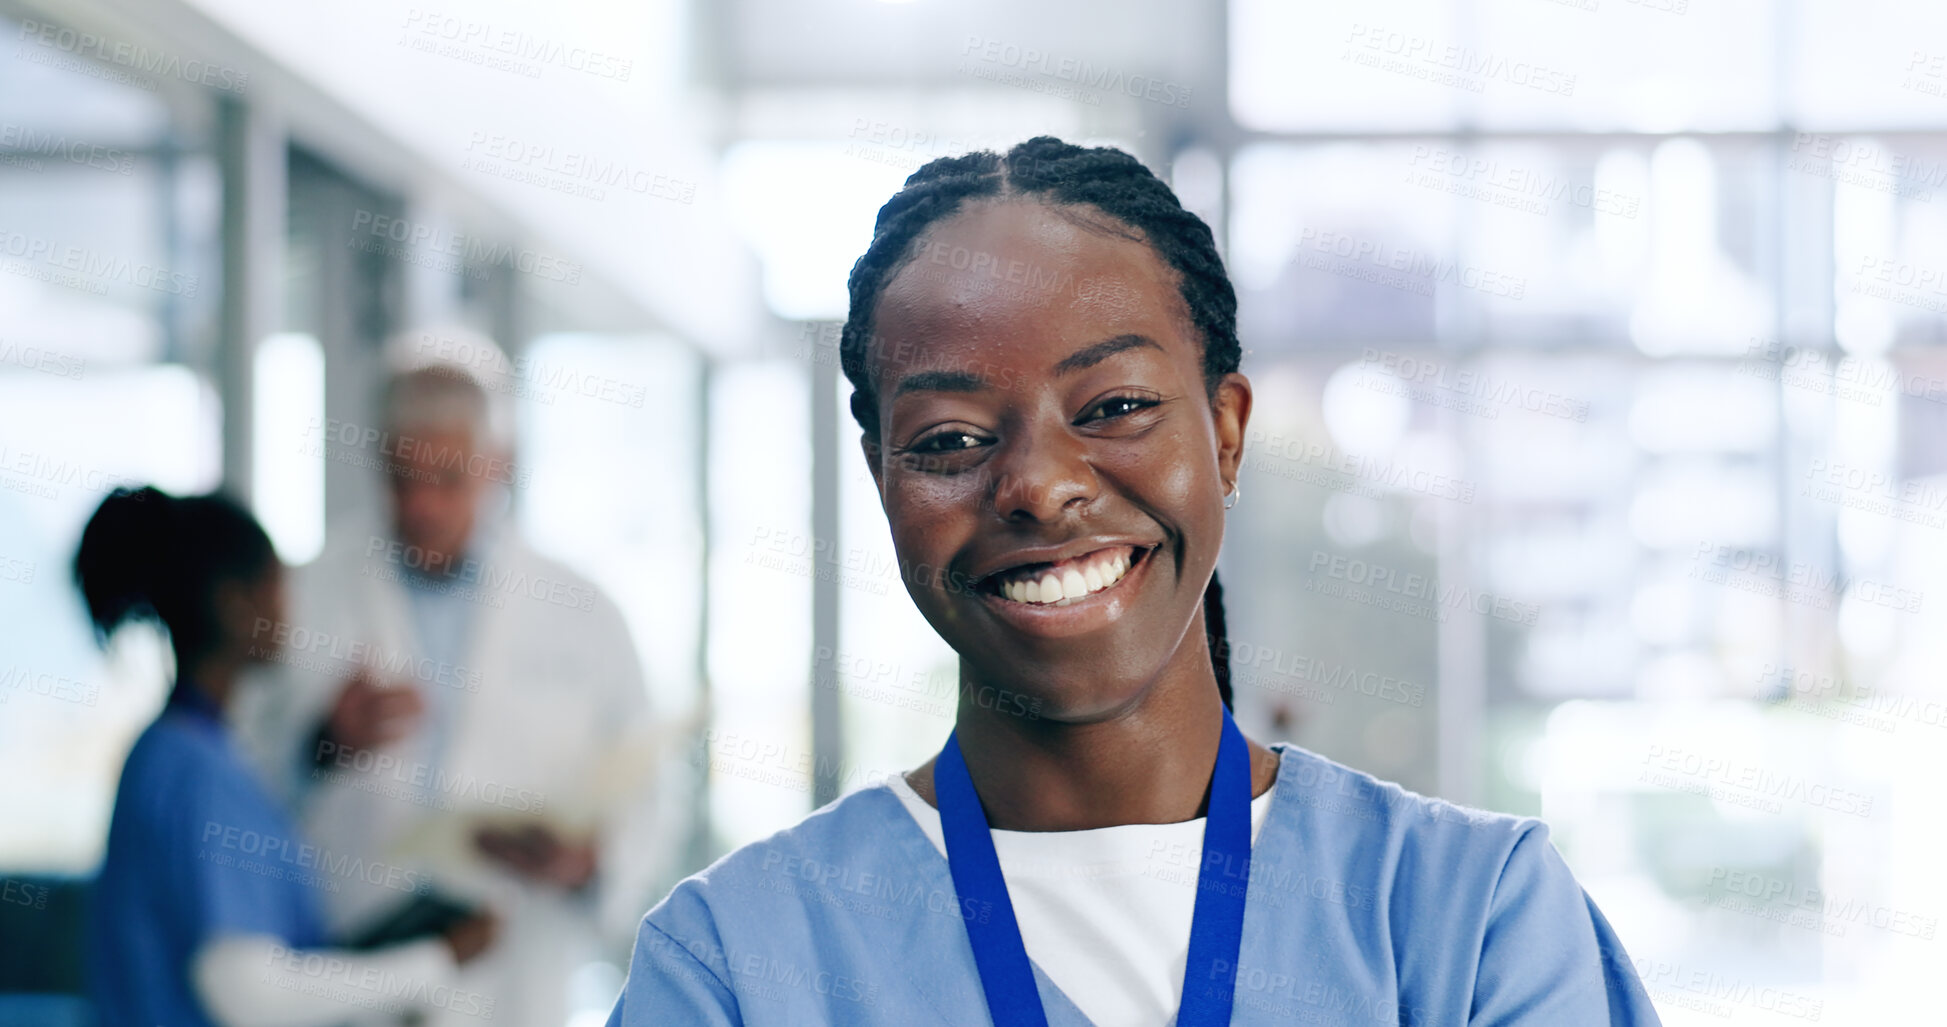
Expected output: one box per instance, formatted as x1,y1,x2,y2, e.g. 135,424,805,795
956,667,1157,726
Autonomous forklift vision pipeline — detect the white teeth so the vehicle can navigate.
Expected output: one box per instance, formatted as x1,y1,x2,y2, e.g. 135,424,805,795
994,549,1138,606
1061,569,1088,600
1037,575,1061,603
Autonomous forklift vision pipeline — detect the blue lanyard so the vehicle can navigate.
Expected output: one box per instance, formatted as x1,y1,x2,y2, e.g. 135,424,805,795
935,708,1253,1026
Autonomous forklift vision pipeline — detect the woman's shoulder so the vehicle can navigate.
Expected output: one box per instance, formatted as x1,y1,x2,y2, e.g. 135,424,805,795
1261,745,1657,1022
1264,741,1545,877
642,781,925,929
112,713,271,839
123,710,232,777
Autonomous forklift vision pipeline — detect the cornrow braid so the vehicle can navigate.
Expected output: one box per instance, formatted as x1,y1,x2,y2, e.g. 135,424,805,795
840,136,1242,709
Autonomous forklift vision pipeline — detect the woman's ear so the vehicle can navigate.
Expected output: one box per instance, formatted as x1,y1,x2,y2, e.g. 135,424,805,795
214,579,258,652
1212,372,1253,489
216,568,282,656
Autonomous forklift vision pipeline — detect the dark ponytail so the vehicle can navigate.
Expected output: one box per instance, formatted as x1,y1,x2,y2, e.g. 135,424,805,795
1204,571,1233,710
841,137,1244,706
73,485,276,670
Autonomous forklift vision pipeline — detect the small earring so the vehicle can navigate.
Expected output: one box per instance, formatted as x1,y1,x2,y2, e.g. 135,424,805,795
1224,481,1240,510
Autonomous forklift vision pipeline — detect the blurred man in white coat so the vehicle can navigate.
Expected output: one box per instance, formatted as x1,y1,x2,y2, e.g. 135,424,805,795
234,329,672,1026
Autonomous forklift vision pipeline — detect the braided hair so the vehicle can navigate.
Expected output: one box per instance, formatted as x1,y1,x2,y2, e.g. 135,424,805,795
839,136,1241,708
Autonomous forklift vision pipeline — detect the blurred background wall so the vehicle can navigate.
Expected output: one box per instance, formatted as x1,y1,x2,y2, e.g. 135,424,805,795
3,0,1945,1023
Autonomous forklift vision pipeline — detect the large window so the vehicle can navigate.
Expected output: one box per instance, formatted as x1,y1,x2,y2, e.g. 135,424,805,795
1223,4,1947,1020
0,11,224,872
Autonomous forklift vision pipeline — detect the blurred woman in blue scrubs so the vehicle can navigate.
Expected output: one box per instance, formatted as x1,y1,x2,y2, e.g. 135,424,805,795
77,486,495,1027
608,138,1662,1025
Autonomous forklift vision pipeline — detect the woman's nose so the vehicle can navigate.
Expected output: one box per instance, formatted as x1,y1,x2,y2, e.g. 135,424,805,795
988,422,1097,523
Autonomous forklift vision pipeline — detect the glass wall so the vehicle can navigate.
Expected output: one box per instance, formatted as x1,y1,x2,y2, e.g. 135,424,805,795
0,9,225,874
1219,2,1947,1020
0,5,713,1012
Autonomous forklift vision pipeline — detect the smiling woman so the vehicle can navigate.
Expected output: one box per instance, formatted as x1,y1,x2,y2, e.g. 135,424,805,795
606,137,1663,1026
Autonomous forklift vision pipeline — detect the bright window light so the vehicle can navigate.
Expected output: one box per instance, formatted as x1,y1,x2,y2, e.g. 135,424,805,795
720,141,910,320
252,332,325,564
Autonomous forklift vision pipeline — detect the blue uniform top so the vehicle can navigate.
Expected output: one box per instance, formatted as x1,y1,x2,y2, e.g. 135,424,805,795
608,742,1661,1026
89,685,332,1027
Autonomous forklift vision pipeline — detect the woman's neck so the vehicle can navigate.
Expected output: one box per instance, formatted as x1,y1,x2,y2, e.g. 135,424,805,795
181,651,241,712
907,664,1280,832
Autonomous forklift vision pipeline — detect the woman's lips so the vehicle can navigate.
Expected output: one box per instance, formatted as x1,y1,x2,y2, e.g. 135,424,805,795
990,545,1136,606
972,545,1157,638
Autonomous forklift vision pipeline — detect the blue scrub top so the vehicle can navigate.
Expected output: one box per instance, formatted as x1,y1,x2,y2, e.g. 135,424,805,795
89,685,331,1027
608,742,1662,1026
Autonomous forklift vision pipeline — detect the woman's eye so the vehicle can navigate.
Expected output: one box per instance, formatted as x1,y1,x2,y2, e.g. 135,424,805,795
911,431,986,453
1085,396,1158,421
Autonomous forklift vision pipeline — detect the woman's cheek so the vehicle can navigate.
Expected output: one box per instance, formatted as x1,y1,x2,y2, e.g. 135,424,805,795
1109,434,1200,511
886,484,967,562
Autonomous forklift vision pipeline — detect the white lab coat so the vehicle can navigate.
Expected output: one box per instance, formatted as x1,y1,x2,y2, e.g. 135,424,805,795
234,516,676,1027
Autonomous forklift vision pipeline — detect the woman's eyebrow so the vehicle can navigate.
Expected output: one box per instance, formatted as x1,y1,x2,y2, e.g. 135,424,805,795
892,369,990,398
1053,334,1163,376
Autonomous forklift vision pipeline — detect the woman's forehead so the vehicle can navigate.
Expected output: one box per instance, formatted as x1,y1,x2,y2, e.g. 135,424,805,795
871,199,1193,370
